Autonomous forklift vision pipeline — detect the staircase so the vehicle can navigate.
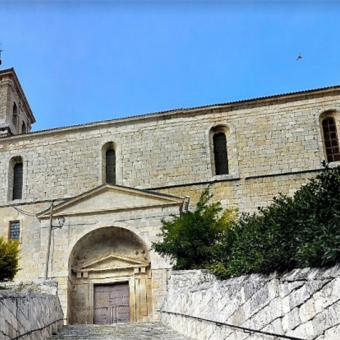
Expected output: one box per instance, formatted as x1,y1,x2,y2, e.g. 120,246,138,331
49,322,190,340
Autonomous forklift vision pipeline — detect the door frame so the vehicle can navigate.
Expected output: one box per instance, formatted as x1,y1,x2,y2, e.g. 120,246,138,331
93,281,130,324
90,276,134,323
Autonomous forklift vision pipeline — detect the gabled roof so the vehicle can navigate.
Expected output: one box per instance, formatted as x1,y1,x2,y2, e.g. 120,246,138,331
37,183,184,218
73,253,149,273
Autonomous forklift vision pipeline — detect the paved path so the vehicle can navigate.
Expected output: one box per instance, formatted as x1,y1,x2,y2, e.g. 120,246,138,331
50,322,190,340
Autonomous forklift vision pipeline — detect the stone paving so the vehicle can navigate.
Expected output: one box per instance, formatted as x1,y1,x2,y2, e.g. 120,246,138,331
49,322,191,340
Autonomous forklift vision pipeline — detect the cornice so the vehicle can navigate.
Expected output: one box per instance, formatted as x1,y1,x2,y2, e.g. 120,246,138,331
0,80,339,143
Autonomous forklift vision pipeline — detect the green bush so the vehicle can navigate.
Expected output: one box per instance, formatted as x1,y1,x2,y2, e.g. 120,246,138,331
152,166,340,279
152,188,236,270
213,165,340,278
0,237,20,281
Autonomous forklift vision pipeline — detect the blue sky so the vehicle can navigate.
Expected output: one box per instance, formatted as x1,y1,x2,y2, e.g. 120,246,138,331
1,0,340,131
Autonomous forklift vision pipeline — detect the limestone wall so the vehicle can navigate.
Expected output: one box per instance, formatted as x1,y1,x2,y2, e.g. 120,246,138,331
0,92,339,211
160,170,316,211
0,71,33,136
160,267,340,340
0,280,64,339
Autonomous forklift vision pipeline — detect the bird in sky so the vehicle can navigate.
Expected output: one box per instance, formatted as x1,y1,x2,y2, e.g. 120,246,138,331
296,53,303,61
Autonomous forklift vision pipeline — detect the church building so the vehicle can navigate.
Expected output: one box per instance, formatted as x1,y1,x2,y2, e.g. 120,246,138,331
0,68,339,324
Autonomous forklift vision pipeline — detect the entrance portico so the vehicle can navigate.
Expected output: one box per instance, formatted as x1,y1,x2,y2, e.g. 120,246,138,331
37,184,184,324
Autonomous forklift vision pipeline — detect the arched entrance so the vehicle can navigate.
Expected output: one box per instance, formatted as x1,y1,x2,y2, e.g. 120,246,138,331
68,227,152,324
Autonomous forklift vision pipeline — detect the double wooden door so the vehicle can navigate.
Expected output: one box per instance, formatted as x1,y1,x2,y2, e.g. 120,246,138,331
94,283,130,324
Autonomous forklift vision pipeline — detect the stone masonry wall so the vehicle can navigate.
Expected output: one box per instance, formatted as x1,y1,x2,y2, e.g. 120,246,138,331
160,267,340,340
0,280,64,339
0,92,339,211
159,171,316,211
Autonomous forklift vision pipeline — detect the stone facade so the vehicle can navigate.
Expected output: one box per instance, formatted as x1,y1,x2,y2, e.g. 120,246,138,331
0,85,339,209
0,68,34,137
160,267,340,340
0,68,339,324
0,280,63,339
0,185,183,324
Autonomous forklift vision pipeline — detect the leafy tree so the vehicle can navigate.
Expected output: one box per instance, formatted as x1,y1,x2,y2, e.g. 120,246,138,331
214,165,340,278
152,188,236,270
0,237,20,281
153,166,340,279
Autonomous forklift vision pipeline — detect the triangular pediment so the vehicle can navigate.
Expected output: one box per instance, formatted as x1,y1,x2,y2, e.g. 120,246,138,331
38,184,184,218
73,253,149,273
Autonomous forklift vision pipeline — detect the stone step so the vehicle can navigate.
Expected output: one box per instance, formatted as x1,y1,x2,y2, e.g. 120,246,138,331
49,322,191,340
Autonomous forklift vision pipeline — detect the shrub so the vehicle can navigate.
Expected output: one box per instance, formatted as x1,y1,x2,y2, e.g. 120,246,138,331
152,188,236,270
152,166,340,279
214,165,340,278
0,237,20,281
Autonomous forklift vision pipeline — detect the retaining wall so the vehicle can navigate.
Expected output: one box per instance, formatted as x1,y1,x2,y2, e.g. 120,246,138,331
0,280,63,340
160,267,340,340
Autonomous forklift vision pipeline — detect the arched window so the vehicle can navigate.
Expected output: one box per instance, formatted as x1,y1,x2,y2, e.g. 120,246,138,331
102,143,116,184
12,103,18,127
21,122,26,134
106,149,116,184
213,132,229,175
211,127,229,175
322,116,340,162
10,157,23,200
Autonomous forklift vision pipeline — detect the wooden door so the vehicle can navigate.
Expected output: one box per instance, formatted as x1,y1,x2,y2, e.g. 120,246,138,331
94,283,130,324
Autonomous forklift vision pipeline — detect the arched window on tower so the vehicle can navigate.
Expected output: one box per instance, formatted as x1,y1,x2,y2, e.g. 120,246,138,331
211,126,229,175
103,143,116,184
21,122,26,134
12,103,18,127
322,115,340,162
10,157,23,200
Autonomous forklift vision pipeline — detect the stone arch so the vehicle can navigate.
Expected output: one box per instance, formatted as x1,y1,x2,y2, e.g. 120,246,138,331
68,226,152,324
206,122,239,179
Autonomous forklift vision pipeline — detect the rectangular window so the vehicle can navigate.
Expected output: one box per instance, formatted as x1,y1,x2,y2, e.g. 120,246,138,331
9,221,20,241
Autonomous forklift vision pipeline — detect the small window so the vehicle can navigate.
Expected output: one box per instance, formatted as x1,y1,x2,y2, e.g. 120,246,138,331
102,142,116,184
13,161,23,200
9,221,20,241
213,132,229,175
21,122,26,134
322,117,340,162
106,149,116,184
12,103,18,127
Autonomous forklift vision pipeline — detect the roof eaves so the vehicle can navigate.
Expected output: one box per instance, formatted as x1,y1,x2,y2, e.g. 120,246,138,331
2,84,340,141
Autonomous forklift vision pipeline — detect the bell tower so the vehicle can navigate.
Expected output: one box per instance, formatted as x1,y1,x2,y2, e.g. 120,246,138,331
0,68,35,138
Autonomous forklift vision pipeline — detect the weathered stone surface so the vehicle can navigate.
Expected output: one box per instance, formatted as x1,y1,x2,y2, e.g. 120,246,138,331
49,322,191,340
0,69,34,138
1,70,340,329
0,281,63,340
161,267,340,340
0,279,58,295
